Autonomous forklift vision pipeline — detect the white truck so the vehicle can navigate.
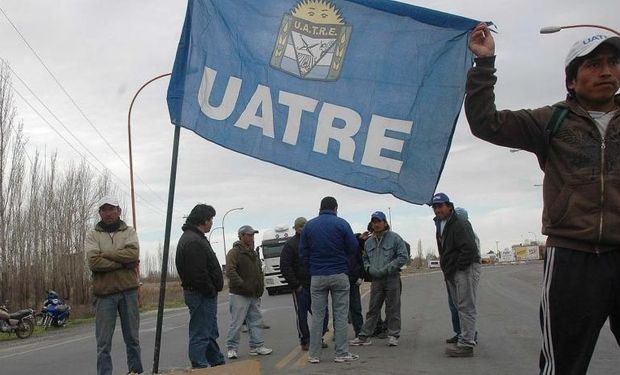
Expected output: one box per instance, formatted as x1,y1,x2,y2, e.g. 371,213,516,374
260,224,295,295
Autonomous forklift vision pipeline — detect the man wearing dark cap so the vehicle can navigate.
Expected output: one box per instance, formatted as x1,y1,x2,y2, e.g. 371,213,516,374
431,193,480,357
467,23,620,373
300,196,359,363
225,225,272,359
281,217,329,351
86,196,143,375
350,211,408,348
175,204,225,368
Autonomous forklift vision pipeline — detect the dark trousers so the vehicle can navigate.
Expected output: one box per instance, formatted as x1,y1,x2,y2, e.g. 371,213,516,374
447,282,460,334
292,286,328,345
359,274,402,338
349,282,364,336
539,247,620,375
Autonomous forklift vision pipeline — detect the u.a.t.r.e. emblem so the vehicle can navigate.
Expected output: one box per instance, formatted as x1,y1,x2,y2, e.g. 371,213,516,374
270,0,352,81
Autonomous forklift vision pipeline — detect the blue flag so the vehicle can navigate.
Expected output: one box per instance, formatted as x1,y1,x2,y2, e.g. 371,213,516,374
167,0,479,204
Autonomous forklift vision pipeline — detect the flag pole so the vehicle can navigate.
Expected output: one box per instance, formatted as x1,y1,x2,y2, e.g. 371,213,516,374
152,124,181,374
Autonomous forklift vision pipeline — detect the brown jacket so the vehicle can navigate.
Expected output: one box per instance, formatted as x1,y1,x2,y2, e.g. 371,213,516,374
226,241,264,298
465,56,620,253
86,220,140,296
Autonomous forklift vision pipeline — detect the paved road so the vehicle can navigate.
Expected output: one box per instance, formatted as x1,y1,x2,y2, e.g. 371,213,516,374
1,262,617,374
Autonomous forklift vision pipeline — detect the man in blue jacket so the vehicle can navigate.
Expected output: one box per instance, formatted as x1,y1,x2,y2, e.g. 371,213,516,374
299,196,359,364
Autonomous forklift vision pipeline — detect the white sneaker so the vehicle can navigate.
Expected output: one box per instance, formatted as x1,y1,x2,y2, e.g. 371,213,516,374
334,352,359,363
308,357,320,364
388,336,398,346
227,348,238,359
349,336,372,346
249,346,273,356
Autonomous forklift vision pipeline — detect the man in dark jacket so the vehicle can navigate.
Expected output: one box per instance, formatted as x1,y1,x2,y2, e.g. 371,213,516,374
280,217,328,351
467,24,620,373
225,225,272,359
175,204,225,369
432,193,481,358
299,196,359,364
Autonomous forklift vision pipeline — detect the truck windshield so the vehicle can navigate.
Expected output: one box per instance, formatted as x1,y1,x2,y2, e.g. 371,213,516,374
262,243,285,259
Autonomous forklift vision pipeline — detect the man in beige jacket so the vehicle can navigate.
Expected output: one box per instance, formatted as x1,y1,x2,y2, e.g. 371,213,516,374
86,196,143,375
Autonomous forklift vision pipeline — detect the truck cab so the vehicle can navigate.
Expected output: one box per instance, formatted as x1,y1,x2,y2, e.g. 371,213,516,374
260,224,295,295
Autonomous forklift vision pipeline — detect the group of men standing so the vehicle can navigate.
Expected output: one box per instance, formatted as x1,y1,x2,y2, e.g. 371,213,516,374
84,193,480,374
280,196,411,363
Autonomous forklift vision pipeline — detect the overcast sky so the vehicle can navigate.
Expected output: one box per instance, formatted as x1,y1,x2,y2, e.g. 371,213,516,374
0,0,618,265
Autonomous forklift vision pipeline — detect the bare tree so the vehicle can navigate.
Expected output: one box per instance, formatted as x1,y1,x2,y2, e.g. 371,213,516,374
0,63,123,310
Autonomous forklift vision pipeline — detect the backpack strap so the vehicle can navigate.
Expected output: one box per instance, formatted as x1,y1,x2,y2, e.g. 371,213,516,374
541,106,569,168
546,106,569,140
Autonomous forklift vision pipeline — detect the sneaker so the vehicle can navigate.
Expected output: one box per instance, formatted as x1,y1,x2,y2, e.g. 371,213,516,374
308,356,320,364
349,336,372,346
249,346,273,356
241,324,248,333
334,352,359,363
446,335,459,344
260,322,271,329
445,344,474,357
227,348,238,359
321,339,328,348
301,343,309,351
387,336,398,346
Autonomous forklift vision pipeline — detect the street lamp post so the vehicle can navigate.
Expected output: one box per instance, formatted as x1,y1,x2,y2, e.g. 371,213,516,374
209,226,223,241
540,24,620,37
222,207,244,256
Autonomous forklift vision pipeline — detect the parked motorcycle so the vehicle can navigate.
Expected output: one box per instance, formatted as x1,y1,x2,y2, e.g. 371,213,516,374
37,290,71,329
0,302,35,339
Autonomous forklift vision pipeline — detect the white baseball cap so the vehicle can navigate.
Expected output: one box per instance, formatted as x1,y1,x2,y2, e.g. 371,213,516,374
565,34,620,67
98,195,120,208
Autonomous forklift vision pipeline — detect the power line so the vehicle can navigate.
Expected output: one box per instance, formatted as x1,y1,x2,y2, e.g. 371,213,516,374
10,83,166,216
0,5,168,207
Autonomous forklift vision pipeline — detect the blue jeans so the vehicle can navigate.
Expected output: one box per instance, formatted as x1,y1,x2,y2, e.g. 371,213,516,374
226,294,264,349
310,274,350,357
184,291,225,368
349,282,363,336
95,289,143,375
292,286,329,345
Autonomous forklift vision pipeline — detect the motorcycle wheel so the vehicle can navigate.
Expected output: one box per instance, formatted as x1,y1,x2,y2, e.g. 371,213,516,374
16,318,34,339
42,315,51,330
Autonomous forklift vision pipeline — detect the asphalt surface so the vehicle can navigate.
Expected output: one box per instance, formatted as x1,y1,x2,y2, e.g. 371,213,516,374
1,262,618,374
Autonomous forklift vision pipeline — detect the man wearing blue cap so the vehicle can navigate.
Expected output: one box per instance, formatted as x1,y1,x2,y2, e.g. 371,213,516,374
431,193,481,357
350,211,408,347
467,23,620,373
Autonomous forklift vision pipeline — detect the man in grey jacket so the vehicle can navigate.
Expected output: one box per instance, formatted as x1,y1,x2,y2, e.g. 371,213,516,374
350,211,408,347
